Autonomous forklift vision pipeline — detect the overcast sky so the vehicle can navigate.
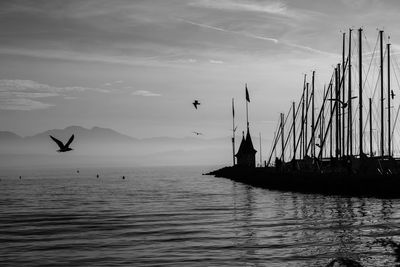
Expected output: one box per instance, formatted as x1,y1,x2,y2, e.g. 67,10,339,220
1,0,400,139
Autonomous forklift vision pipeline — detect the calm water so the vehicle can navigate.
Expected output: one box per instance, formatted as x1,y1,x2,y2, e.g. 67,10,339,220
1,166,400,266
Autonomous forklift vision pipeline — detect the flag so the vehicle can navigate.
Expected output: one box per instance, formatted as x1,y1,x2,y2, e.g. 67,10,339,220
245,84,250,102
232,98,235,117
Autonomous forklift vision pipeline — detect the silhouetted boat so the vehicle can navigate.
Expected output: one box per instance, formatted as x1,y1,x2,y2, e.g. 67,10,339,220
208,28,400,198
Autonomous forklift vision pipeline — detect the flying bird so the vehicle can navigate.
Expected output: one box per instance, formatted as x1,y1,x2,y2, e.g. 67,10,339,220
328,96,357,108
49,134,75,152
391,90,396,99
193,131,203,136
193,100,200,109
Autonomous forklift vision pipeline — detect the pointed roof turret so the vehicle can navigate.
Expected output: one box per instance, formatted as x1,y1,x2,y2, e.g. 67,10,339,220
244,129,257,154
235,131,246,157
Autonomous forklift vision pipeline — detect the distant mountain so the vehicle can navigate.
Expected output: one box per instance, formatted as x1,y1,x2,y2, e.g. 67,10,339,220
25,125,138,144
0,131,22,141
0,126,268,167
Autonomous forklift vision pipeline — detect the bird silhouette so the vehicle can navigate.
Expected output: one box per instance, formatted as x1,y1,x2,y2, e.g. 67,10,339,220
391,90,396,99
49,134,74,152
193,131,203,136
96,174,99,178
328,96,357,108
122,176,125,180
193,100,200,109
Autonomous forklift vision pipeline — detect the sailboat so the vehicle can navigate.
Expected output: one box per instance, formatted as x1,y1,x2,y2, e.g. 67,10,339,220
208,28,400,198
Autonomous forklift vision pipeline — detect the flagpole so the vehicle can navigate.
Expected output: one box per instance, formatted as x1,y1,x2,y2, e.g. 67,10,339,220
232,98,236,166
246,83,249,130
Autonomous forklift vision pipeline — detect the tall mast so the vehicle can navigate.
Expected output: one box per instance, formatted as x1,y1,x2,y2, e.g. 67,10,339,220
311,71,315,158
348,28,353,156
380,30,384,158
305,83,309,156
232,98,236,166
335,67,339,159
301,90,305,158
259,132,262,166
342,33,346,157
337,64,342,158
321,85,326,158
387,42,392,157
359,28,363,157
281,113,285,162
369,98,373,157
293,101,296,160
330,81,333,158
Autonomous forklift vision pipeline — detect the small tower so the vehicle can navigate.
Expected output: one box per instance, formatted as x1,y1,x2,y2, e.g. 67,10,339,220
235,129,257,167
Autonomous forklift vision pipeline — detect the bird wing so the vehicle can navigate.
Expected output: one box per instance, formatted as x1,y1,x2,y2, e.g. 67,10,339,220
65,134,74,148
50,135,64,149
193,102,197,108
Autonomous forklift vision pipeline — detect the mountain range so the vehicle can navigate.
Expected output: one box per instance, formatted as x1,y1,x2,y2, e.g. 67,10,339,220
0,126,265,168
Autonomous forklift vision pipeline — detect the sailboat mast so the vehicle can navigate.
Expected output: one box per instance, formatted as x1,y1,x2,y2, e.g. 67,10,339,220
348,28,353,156
380,30,384,158
359,28,363,157
370,98,373,157
342,33,346,157
321,86,326,158
311,72,315,158
293,101,296,160
335,67,339,159
259,132,262,166
305,83,309,157
232,98,235,166
281,113,285,162
388,42,392,157
337,63,342,158
330,81,333,158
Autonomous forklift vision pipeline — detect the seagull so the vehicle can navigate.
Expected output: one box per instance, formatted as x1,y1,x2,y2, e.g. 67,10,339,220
328,96,357,108
193,131,203,136
391,90,396,99
49,134,74,152
193,100,200,109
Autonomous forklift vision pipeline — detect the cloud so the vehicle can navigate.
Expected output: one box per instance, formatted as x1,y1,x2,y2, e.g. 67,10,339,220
191,0,289,16
132,90,161,97
0,79,108,110
0,98,54,111
178,18,337,57
178,18,279,43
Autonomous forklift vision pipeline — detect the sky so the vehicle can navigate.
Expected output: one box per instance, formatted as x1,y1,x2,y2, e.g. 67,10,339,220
1,0,400,140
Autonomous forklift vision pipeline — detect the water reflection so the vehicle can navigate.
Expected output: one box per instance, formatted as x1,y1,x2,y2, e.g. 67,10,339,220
230,180,400,266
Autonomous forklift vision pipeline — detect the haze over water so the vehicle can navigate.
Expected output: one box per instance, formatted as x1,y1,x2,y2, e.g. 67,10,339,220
1,166,400,266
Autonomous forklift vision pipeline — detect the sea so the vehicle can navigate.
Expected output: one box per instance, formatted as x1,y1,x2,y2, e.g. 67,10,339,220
1,165,400,267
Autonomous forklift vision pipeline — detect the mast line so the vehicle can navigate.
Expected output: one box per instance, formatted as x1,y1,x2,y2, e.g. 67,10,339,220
359,28,363,157
388,42,392,156
342,33,346,157
348,28,353,156
370,98,373,157
232,98,235,166
380,30,384,158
